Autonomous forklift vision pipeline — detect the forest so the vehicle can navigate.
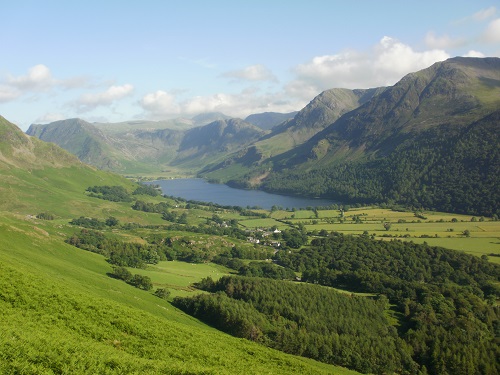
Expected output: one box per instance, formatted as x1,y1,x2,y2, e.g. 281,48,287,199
262,120,499,217
175,233,500,374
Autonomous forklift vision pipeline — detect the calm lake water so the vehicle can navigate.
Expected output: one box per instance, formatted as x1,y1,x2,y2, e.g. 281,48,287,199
151,178,336,209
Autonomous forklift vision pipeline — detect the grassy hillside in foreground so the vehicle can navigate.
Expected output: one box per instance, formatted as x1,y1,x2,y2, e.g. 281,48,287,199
0,117,353,374
0,214,351,375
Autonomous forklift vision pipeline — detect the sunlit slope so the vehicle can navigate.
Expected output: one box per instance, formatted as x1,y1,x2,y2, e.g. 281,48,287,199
0,215,352,374
0,116,354,374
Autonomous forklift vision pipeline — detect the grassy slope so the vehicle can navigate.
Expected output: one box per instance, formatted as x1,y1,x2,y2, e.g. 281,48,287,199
0,215,353,374
0,120,353,373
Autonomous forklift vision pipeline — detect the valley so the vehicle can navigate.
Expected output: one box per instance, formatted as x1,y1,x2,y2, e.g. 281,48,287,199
1,56,499,375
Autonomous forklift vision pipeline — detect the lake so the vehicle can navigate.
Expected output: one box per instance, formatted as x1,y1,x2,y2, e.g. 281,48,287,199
151,178,337,209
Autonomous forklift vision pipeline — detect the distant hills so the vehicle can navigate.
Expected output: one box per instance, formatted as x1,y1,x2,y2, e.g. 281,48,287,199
27,116,266,174
25,57,500,216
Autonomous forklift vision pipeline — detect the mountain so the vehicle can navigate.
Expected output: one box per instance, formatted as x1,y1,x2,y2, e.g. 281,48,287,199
0,116,134,216
1,116,82,170
26,118,122,170
191,112,232,126
22,57,500,215
27,117,264,174
93,118,195,133
199,87,385,183
172,118,266,168
245,111,298,130
258,57,500,216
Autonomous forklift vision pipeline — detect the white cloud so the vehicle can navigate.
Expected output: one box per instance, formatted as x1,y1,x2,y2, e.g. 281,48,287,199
0,65,96,104
463,50,486,57
7,64,55,90
73,84,134,112
424,32,466,49
482,18,500,42
287,36,449,98
139,90,180,117
222,64,278,82
454,6,497,24
34,112,66,124
473,6,497,21
139,88,302,120
0,85,21,103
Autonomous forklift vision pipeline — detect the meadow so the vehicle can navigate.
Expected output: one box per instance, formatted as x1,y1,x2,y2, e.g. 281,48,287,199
266,207,500,263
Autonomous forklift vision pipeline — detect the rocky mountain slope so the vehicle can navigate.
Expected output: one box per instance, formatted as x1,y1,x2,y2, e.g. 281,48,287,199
257,57,500,215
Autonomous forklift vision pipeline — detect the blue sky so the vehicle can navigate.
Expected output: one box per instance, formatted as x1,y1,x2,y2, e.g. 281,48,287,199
1,0,499,130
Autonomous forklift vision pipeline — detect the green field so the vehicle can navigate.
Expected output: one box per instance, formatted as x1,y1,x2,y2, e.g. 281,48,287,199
268,207,500,263
132,260,233,298
0,128,356,375
0,131,497,373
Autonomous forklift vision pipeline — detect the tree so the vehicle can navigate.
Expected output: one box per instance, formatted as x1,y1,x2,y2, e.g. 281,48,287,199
129,274,153,290
383,222,392,231
463,229,471,237
154,288,171,300
112,266,132,282
105,216,119,227
36,212,54,220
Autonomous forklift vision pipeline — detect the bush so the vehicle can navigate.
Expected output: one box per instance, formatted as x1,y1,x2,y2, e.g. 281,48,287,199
154,288,171,300
129,274,153,291
111,266,132,282
36,212,54,220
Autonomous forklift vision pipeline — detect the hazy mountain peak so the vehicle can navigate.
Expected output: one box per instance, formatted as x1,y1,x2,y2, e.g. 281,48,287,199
191,112,232,126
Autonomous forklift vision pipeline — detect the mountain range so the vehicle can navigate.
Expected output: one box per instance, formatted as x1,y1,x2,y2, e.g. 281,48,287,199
26,57,500,216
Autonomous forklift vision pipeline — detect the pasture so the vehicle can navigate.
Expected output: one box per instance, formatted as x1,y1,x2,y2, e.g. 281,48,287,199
268,207,500,263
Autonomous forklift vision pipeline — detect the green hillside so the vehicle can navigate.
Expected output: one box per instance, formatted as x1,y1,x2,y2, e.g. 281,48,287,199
199,88,383,185
0,116,353,374
213,57,500,216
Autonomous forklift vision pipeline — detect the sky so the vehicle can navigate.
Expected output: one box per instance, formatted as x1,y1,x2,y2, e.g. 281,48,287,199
1,0,500,130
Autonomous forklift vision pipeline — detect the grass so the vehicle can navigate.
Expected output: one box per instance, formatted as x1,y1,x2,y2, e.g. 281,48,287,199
0,212,355,375
0,130,496,373
269,207,500,263
239,217,285,229
132,260,233,298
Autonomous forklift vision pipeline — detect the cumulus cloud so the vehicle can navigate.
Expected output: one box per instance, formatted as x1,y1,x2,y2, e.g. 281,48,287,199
7,64,55,90
221,64,278,82
0,64,96,104
482,18,500,43
139,88,301,120
73,84,134,112
287,36,449,99
139,90,180,117
424,32,466,50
